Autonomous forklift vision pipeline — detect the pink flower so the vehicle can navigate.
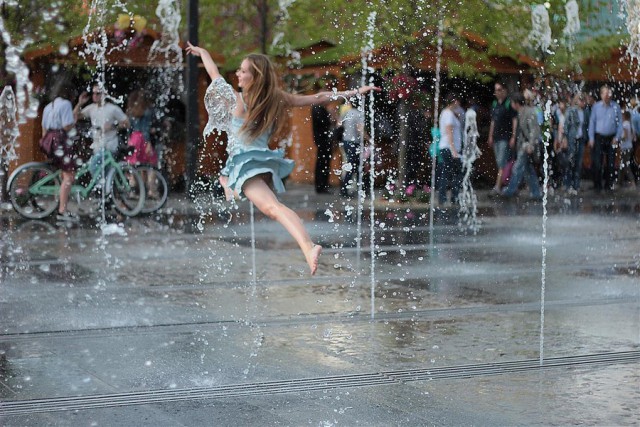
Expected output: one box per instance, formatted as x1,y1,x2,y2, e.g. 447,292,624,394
405,184,417,197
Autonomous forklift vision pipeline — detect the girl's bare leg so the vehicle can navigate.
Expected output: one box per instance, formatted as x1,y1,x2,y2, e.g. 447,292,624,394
58,171,73,214
242,176,321,275
146,170,159,198
218,175,235,201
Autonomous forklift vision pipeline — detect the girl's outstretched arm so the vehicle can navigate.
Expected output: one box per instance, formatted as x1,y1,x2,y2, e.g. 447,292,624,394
186,42,222,81
286,85,381,107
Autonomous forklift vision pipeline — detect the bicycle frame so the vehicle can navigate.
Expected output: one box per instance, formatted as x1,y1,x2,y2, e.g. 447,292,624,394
28,151,133,200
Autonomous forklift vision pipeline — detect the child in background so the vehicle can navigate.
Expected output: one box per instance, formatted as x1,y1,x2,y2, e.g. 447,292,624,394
125,89,159,197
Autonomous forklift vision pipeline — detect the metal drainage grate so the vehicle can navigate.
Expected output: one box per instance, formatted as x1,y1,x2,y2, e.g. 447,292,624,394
0,350,637,416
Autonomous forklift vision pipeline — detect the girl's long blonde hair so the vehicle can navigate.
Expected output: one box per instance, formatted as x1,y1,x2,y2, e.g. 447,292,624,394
240,53,290,145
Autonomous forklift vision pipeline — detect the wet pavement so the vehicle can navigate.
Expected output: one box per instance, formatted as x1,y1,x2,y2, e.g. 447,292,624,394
0,183,639,426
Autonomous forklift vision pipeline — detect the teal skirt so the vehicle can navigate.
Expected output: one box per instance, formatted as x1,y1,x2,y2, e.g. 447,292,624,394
221,146,294,199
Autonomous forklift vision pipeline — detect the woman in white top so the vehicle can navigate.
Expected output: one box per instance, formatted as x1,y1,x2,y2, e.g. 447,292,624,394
41,81,81,222
438,93,463,205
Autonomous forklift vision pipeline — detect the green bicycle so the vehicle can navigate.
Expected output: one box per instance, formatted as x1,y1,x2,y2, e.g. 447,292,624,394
7,149,145,219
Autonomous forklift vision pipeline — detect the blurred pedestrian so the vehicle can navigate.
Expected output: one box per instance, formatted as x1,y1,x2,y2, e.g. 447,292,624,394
553,98,569,192
619,111,637,189
487,82,517,194
563,93,589,194
501,92,542,200
588,85,623,192
125,89,157,166
77,83,130,177
339,99,366,198
404,103,430,191
438,93,463,205
125,89,159,197
311,102,333,194
631,98,640,139
42,80,82,222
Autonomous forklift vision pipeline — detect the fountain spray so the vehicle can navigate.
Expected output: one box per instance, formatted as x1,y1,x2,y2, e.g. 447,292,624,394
0,86,18,205
428,18,444,249
459,108,481,234
362,11,377,319
528,3,553,367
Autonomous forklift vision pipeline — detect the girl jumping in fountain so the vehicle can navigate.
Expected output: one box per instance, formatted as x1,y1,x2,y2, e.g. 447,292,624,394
186,42,379,275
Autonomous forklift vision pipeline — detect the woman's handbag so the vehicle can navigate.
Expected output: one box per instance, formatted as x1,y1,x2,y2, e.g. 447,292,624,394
39,98,68,157
39,129,67,156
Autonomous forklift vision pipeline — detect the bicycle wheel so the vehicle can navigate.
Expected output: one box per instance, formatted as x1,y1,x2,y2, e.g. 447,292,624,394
107,163,145,216
8,163,60,219
137,164,168,213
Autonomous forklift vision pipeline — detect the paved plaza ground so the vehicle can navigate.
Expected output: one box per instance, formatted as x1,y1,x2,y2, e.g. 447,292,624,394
0,183,639,426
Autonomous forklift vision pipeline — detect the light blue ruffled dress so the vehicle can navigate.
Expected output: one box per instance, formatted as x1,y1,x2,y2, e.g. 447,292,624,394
203,77,294,199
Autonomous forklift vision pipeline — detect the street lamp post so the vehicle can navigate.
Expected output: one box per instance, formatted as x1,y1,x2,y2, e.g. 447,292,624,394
186,0,199,195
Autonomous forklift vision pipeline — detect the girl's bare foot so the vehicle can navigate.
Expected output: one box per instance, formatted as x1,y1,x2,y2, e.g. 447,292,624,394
306,245,322,276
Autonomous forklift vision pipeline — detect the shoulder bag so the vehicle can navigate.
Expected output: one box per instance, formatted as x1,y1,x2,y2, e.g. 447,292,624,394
39,99,67,156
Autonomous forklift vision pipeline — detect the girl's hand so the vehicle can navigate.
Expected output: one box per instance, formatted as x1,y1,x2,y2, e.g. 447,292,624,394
186,41,203,57
186,41,221,80
358,85,382,95
78,92,90,105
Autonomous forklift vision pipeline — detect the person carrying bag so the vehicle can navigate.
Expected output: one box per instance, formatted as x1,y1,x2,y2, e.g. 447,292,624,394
40,80,82,223
39,102,68,157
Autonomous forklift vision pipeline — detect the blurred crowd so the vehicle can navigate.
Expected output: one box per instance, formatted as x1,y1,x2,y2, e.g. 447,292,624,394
486,83,635,201
311,81,637,204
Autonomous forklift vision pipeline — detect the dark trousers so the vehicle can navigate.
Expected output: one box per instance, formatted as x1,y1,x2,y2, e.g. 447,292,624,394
592,133,616,190
438,148,462,204
503,152,541,198
404,141,424,187
314,138,332,193
340,140,360,195
567,137,586,190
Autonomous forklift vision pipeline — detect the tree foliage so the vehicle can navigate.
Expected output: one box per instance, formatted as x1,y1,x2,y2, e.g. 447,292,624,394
0,0,628,79
197,0,624,77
